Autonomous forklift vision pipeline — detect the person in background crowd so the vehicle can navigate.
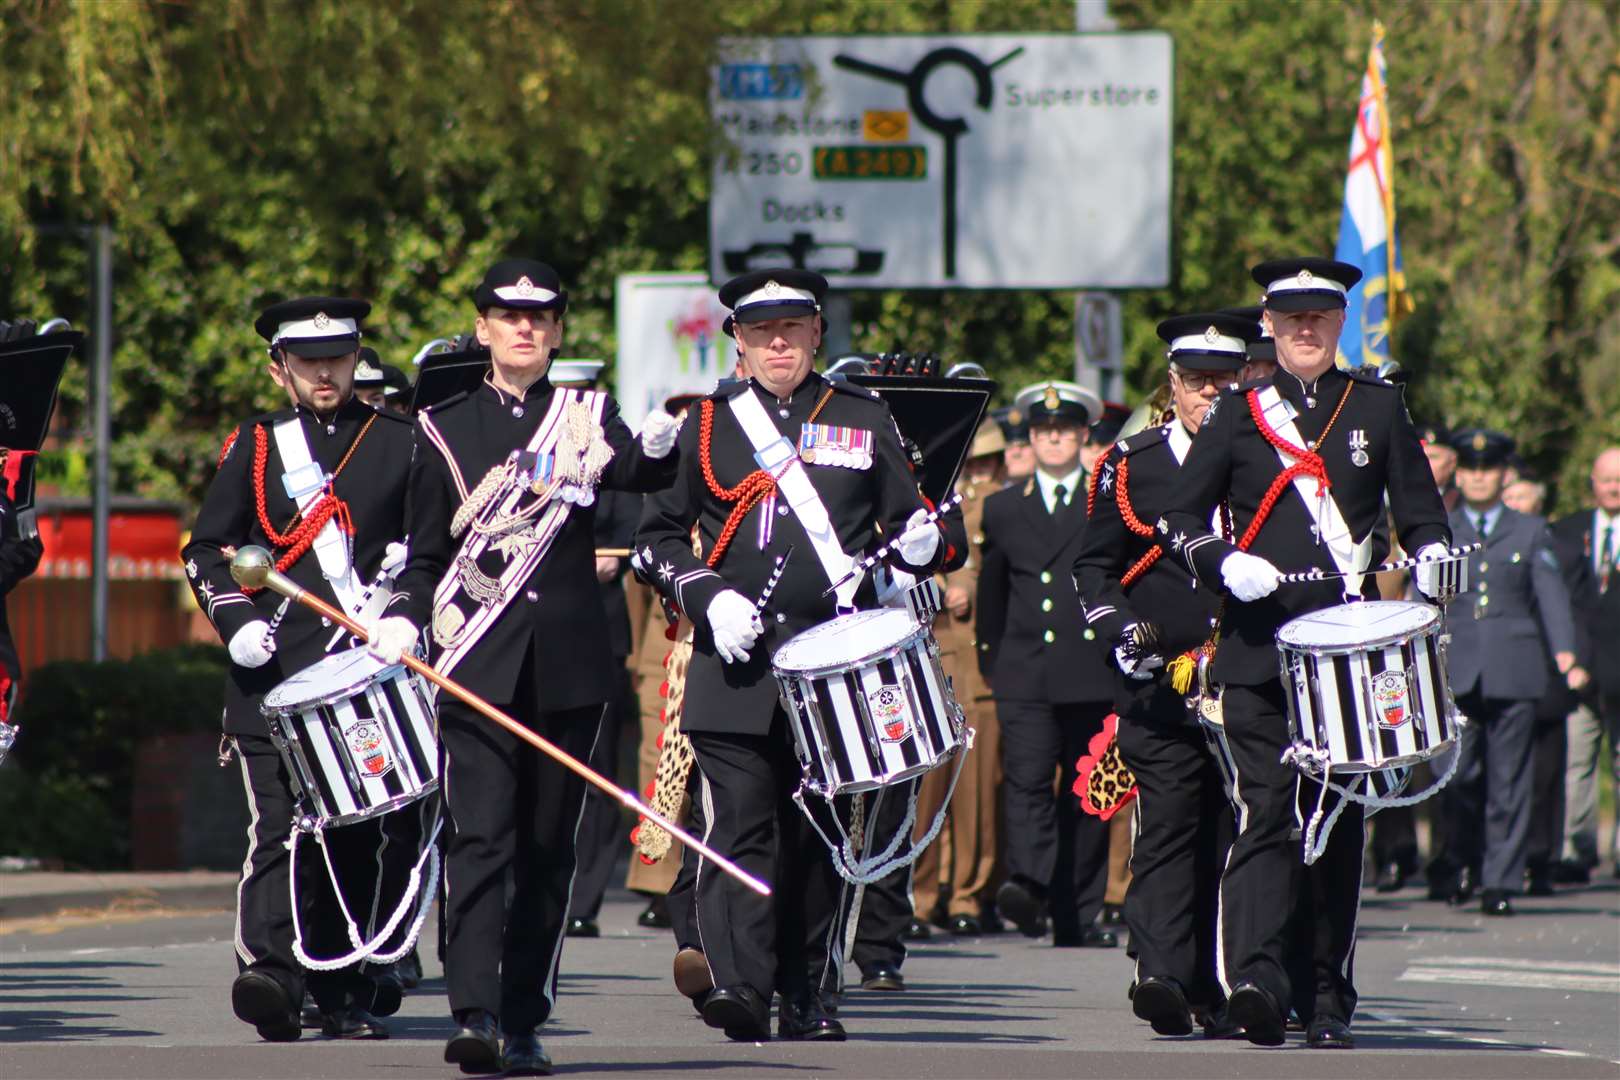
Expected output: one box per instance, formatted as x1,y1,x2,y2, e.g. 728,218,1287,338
993,405,1035,482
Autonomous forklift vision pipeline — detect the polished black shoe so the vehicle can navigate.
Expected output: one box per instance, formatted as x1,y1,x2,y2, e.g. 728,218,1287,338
860,966,906,992
1226,982,1286,1046
637,896,672,929
231,970,301,1042
1131,976,1193,1036
1525,863,1555,897
1053,925,1117,948
777,993,846,1041
978,907,1006,934
948,913,983,936
1306,1015,1355,1049
702,984,772,1042
369,968,404,1018
1098,902,1125,926
1481,889,1515,916
395,947,423,990
444,1009,502,1074
320,1006,389,1039
300,990,322,1030
995,879,1049,938
501,1031,554,1077
1374,861,1406,893
1552,859,1591,885
901,916,933,941
564,917,600,938
1195,1002,1243,1039
1446,866,1477,907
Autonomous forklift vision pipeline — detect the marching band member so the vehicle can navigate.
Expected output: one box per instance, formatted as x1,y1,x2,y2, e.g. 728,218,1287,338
636,268,943,1042
1157,258,1451,1048
182,297,414,1041
1072,313,1260,1036
374,259,678,1076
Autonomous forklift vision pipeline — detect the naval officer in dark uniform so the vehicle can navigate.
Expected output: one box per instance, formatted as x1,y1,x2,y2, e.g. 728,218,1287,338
636,268,944,1043
1157,258,1451,1049
182,297,415,1042
1073,312,1261,1036
373,259,678,1075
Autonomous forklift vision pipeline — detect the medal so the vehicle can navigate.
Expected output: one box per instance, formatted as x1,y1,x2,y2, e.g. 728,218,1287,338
1351,449,1369,468
1348,429,1369,468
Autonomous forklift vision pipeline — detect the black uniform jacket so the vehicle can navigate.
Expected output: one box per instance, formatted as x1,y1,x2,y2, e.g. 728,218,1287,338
1550,511,1620,698
0,487,43,693
975,473,1113,705
394,377,675,709
636,371,938,735
182,397,414,734
1159,366,1450,687
1072,422,1221,708
594,489,642,660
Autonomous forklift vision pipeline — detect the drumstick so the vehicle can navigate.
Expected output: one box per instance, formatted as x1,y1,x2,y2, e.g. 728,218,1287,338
820,492,965,598
753,545,793,617
594,547,632,558
1274,542,1482,585
228,546,771,897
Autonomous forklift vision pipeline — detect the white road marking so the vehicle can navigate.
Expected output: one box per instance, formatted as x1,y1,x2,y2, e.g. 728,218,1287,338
1398,955,1620,994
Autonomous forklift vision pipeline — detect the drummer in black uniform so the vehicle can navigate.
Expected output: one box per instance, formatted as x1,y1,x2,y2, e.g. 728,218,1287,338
1157,258,1451,1049
636,268,943,1043
373,259,678,1076
1073,312,1262,1036
182,297,415,1042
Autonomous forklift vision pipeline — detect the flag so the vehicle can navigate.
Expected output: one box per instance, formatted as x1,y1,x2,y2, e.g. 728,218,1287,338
1335,21,1411,370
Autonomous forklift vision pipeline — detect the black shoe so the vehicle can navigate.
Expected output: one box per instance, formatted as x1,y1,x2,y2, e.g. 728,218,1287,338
777,993,846,1041
1054,925,1117,948
948,913,983,936
701,984,771,1042
1446,865,1477,906
995,879,1049,938
1226,982,1286,1046
1131,976,1193,1036
637,896,672,929
1481,889,1514,916
1525,864,1555,897
300,990,322,1030
1195,1002,1243,1039
369,968,404,1018
1374,861,1406,893
231,970,301,1042
564,917,600,938
320,1006,389,1039
672,947,714,1001
901,916,933,942
1306,1015,1355,1049
1098,902,1125,926
444,1010,502,1074
978,907,1006,934
860,966,906,992
1552,859,1591,885
501,1031,554,1077
396,947,423,990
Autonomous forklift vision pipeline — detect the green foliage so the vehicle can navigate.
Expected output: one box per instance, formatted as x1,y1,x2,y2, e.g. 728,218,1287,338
1,0,1617,511
0,643,228,869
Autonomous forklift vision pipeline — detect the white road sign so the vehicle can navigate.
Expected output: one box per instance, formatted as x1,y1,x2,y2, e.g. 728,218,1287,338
709,33,1173,290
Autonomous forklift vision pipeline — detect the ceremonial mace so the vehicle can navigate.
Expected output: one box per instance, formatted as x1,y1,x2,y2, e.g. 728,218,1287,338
229,545,771,897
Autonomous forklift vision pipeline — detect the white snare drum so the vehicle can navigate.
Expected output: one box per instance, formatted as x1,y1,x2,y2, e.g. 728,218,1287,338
1277,600,1459,774
773,608,964,797
262,647,438,829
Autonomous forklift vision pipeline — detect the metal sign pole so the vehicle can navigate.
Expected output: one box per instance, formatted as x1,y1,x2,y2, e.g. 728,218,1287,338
91,224,113,663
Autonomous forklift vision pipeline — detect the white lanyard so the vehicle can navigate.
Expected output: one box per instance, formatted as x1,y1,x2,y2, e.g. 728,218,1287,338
271,415,365,618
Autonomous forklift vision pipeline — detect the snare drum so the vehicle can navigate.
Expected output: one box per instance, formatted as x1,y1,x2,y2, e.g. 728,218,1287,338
773,608,964,797
262,647,439,829
1277,600,1459,773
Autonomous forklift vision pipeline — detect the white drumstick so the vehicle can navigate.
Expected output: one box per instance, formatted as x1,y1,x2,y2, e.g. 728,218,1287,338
1275,542,1481,585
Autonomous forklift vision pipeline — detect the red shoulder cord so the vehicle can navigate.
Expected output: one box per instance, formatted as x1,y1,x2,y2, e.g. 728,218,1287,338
217,429,239,469
1236,382,1352,552
245,416,376,588
1113,456,1162,588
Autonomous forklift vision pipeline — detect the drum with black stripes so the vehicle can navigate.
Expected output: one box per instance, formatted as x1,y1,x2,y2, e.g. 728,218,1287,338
262,646,439,829
772,608,965,797
1276,600,1459,773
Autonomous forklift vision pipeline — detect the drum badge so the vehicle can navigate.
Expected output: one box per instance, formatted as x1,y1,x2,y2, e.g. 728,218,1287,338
1349,429,1370,468
344,719,394,777
869,685,912,743
1370,670,1411,729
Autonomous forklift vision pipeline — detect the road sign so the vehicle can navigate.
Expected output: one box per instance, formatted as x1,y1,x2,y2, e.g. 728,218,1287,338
710,33,1173,290
1073,292,1122,402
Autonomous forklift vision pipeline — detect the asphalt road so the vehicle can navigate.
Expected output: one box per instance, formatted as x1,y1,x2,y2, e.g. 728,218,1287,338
2,879,1617,1079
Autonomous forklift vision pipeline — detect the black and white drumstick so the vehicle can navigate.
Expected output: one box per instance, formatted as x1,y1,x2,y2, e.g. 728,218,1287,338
1274,542,1482,585
753,545,794,619
820,492,965,597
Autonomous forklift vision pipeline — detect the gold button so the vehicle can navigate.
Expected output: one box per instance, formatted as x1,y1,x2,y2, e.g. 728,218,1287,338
1511,552,1522,563
1084,628,1096,641
1479,594,1490,606
1041,598,1053,612
1040,571,1052,584
1043,629,1055,644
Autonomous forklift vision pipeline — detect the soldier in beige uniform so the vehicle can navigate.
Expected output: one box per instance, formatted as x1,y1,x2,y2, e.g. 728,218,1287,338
912,419,1006,935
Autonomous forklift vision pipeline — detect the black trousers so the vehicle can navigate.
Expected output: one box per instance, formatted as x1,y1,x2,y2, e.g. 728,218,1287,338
1114,683,1232,1008
1526,708,1567,872
1217,682,1364,1024
997,698,1113,931
439,667,604,1034
1370,803,1418,873
569,665,636,922
667,771,705,953
232,733,376,1012
687,708,843,1003
1444,693,1537,893
844,782,919,980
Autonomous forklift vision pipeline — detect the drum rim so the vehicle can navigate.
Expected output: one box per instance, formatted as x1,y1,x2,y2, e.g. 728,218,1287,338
301,783,440,829
771,613,933,677
1274,600,1442,655
262,653,414,715
1283,738,1458,773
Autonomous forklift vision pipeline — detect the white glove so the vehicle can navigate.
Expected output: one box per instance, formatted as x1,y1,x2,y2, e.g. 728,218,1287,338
1221,551,1282,602
640,409,678,459
1412,542,1450,597
876,567,917,607
707,589,762,664
380,540,409,577
367,616,419,665
1113,623,1164,680
228,620,276,669
896,508,940,566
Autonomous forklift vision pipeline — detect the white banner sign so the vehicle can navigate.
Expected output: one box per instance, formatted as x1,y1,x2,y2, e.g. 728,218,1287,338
709,33,1173,290
614,273,733,429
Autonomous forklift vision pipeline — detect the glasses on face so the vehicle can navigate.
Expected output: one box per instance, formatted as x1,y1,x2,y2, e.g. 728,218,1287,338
1171,368,1226,392
1030,423,1082,442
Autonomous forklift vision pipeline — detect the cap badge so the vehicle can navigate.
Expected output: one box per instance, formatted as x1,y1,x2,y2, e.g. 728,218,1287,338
1043,386,1060,410
312,311,330,329
1204,325,1220,343
763,279,782,297
1006,408,1022,425
1472,432,1487,451
514,275,536,297
1297,268,1314,284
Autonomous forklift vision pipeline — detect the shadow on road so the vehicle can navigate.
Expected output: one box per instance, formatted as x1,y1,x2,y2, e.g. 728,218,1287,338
0,958,169,1042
